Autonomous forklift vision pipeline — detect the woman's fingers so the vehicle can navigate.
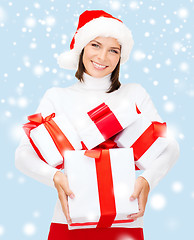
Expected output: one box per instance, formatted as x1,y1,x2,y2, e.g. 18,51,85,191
54,171,75,199
130,179,143,201
61,174,75,199
53,171,75,224
57,186,72,224
127,176,150,220
127,191,145,220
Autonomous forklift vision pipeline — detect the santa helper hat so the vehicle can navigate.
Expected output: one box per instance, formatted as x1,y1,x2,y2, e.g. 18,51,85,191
57,10,134,70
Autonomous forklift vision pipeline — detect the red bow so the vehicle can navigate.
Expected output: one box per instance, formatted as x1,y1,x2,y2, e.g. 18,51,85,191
87,102,123,140
27,112,55,124
84,139,118,159
23,112,74,169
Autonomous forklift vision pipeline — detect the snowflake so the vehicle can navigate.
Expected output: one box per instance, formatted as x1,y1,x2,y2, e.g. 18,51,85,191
179,62,189,72
153,81,159,86
165,19,171,24
17,97,28,108
30,42,37,49
25,17,36,28
33,211,40,218
149,18,156,25
174,78,179,84
172,181,183,193
6,171,14,179
45,16,56,26
5,111,12,117
174,27,180,33
143,67,150,74
0,225,5,236
164,101,175,113
177,8,189,19
144,32,150,37
34,3,40,9
172,42,182,52
110,0,121,11
129,1,139,10
150,193,166,210
23,223,36,236
133,50,146,61
185,33,192,39
33,65,44,76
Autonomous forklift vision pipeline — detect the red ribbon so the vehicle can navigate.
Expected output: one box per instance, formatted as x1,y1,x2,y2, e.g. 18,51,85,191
132,121,167,161
71,139,134,228
70,218,134,227
87,102,123,140
23,113,75,169
83,140,118,228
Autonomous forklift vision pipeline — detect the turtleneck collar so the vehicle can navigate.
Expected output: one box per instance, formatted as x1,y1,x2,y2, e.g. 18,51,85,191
76,72,112,91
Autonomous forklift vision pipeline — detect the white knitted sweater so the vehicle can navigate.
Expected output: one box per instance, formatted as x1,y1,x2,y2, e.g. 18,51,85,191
15,72,179,228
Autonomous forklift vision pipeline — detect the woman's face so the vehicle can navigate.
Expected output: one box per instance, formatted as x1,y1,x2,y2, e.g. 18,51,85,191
82,36,121,78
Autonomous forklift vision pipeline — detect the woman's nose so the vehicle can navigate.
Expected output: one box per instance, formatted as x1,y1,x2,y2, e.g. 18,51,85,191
97,49,107,61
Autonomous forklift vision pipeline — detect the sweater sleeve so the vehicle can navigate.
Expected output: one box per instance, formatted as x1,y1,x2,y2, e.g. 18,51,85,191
15,88,59,188
135,84,180,191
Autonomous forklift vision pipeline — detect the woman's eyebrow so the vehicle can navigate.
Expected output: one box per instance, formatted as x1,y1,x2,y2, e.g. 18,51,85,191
90,40,121,51
110,46,121,51
90,40,102,45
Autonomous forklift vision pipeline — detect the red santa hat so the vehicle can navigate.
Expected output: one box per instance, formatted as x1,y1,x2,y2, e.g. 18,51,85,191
57,10,134,70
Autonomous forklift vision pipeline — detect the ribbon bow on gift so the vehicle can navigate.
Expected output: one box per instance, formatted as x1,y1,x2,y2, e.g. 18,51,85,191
28,112,55,124
83,139,118,159
23,113,75,169
23,113,55,135
87,102,123,140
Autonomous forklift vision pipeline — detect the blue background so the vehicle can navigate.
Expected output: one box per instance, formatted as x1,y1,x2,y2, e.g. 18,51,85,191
0,0,193,239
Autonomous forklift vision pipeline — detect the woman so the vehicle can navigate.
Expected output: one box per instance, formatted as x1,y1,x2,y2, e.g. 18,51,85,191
15,10,180,240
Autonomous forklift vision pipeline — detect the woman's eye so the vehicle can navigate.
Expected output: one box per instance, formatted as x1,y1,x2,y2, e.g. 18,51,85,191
91,43,99,48
110,49,118,54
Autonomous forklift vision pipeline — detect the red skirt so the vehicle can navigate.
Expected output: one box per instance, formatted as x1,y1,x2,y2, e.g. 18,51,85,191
48,223,144,240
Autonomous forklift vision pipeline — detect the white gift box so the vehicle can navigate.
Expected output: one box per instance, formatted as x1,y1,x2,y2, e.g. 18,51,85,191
77,99,139,150
114,115,168,170
29,114,82,168
65,148,139,230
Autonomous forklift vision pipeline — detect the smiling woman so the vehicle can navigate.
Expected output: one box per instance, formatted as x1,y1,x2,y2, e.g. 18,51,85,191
83,37,121,78
15,9,179,240
75,37,122,93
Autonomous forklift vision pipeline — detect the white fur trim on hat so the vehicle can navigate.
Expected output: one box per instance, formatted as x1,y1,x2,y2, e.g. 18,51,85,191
57,17,134,70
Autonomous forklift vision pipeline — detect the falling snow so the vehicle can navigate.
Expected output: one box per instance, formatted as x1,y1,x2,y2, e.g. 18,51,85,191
150,193,166,210
0,7,7,24
25,17,36,28
172,181,183,193
23,223,36,236
164,101,175,113
177,8,189,19
0,225,5,236
109,1,121,11
133,50,146,61
1,1,193,239
129,1,139,10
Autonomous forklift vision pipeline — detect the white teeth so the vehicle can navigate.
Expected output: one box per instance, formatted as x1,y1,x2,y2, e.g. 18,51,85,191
92,61,107,69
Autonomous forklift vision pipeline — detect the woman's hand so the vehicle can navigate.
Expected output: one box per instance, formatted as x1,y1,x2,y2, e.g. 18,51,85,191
127,176,150,221
53,171,75,225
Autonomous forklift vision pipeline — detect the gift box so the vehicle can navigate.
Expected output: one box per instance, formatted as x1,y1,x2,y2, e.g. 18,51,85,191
64,148,139,230
114,114,168,170
23,113,82,169
77,99,139,150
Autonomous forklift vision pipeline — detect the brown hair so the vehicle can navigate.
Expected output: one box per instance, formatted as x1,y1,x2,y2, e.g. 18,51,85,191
75,49,121,93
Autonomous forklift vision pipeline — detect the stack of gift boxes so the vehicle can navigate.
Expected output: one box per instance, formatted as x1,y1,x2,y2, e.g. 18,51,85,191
23,97,168,230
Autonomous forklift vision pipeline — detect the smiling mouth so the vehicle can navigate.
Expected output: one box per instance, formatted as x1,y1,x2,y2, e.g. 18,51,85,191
91,61,108,69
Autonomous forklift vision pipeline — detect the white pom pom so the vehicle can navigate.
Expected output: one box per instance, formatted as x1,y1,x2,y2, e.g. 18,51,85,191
57,50,78,70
